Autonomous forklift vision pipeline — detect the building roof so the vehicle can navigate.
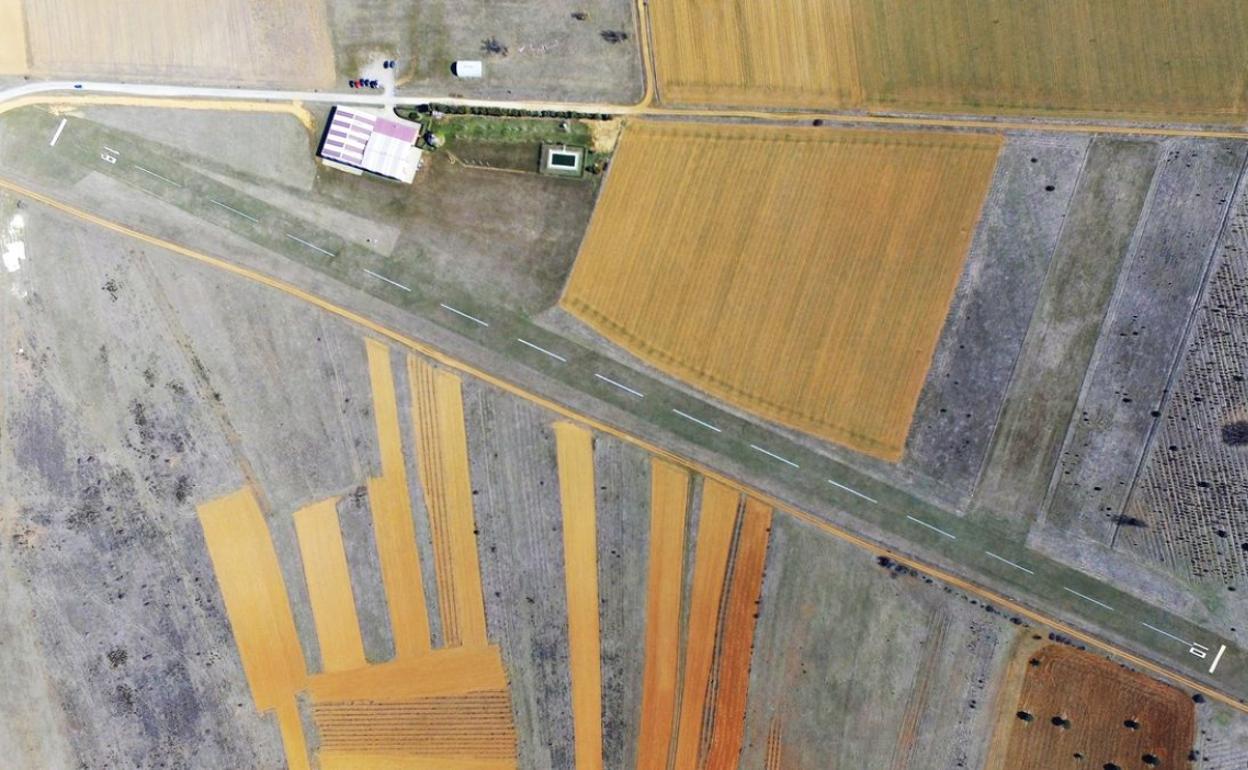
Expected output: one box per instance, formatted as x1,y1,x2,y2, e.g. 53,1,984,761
319,107,423,183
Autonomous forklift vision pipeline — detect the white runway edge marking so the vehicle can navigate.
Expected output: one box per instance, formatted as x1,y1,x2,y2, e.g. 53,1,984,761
984,550,1035,575
749,444,800,469
439,303,489,327
826,478,877,504
362,268,411,292
671,408,722,433
1140,621,1192,646
1063,587,1114,612
134,165,182,187
208,199,259,223
905,514,957,540
594,372,645,398
516,337,567,363
285,233,335,257
48,118,67,147
1210,644,1227,674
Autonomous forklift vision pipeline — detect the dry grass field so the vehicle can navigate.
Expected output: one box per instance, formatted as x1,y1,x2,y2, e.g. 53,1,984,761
986,642,1195,770
562,122,1000,460
21,0,334,86
649,0,1248,120
0,0,27,74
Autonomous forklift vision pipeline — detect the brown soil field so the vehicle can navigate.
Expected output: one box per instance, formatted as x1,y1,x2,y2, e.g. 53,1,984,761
0,0,26,74
562,122,1000,459
21,0,334,86
649,0,1248,120
987,642,1195,770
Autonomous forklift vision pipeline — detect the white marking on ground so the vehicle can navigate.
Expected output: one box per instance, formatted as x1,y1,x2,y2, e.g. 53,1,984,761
439,303,489,327
905,514,957,540
749,444,799,469
102,145,119,155
362,268,411,292
2,213,25,273
594,373,645,398
1140,622,1191,646
672,408,722,433
1210,644,1227,674
826,478,877,503
1063,587,1114,612
984,550,1035,575
133,165,182,187
286,233,335,257
516,338,567,363
49,118,67,146
208,199,259,223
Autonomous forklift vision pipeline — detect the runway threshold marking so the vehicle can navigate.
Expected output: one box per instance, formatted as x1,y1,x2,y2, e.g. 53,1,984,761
672,408,722,433
516,337,567,363
594,372,645,398
749,443,799,469
286,233,335,257
361,268,410,292
1210,645,1227,674
208,199,259,223
6,178,1245,715
905,514,956,540
826,478,876,504
439,303,489,327
48,118,66,146
984,550,1035,575
1064,587,1115,612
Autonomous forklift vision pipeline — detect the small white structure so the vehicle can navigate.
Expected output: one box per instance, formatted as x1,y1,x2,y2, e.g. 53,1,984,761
318,107,424,184
453,60,483,78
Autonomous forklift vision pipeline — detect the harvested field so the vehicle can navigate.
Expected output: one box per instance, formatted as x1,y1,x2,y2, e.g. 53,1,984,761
319,755,515,770
636,459,692,770
313,691,517,757
293,496,368,673
986,643,1194,770
554,423,604,770
22,0,334,86
409,356,488,649
651,0,1248,120
365,338,432,658
306,647,508,703
562,122,1000,460
0,0,26,74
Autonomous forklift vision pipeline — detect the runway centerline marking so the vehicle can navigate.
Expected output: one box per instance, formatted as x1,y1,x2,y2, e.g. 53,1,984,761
48,118,67,146
439,303,489,327
285,233,335,257
134,165,182,187
984,550,1035,575
1210,645,1227,674
1141,621,1191,646
826,478,877,504
1064,587,1114,612
208,199,259,223
594,372,645,398
516,337,567,363
905,515,956,540
749,444,799,469
671,408,722,433
362,268,410,292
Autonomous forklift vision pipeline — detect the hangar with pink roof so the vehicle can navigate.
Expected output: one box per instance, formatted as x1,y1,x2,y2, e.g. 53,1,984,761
317,106,424,184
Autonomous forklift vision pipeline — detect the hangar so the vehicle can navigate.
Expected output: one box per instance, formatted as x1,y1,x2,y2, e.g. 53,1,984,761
317,106,424,184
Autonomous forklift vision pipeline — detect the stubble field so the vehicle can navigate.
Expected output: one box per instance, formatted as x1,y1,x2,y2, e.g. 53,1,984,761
561,121,1000,460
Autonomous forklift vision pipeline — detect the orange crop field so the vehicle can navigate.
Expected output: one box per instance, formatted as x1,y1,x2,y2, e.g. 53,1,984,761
553,422,604,770
986,643,1195,770
365,338,432,658
408,355,488,649
636,459,692,770
648,0,1248,120
563,122,1000,459
293,496,367,673
313,691,517,757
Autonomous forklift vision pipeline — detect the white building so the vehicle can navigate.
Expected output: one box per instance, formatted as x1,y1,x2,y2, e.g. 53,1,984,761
453,60,483,78
317,107,424,184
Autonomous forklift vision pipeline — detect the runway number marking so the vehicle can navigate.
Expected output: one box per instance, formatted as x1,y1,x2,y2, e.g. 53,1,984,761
1189,642,1210,660
99,152,117,165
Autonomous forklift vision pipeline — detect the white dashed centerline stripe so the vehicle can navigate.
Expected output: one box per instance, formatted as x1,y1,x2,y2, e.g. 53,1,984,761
826,478,877,504
516,338,567,363
594,373,645,398
102,146,120,155
1210,645,1227,674
362,268,411,292
905,515,957,540
439,303,489,327
134,165,182,187
671,408,722,433
1141,622,1191,646
1063,587,1114,612
286,233,335,257
208,199,259,223
749,444,800,469
49,118,67,146
984,550,1035,575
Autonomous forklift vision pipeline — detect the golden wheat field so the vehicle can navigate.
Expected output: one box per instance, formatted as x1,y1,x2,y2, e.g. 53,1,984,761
649,0,1248,120
20,0,334,86
562,121,1000,460
0,0,27,74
